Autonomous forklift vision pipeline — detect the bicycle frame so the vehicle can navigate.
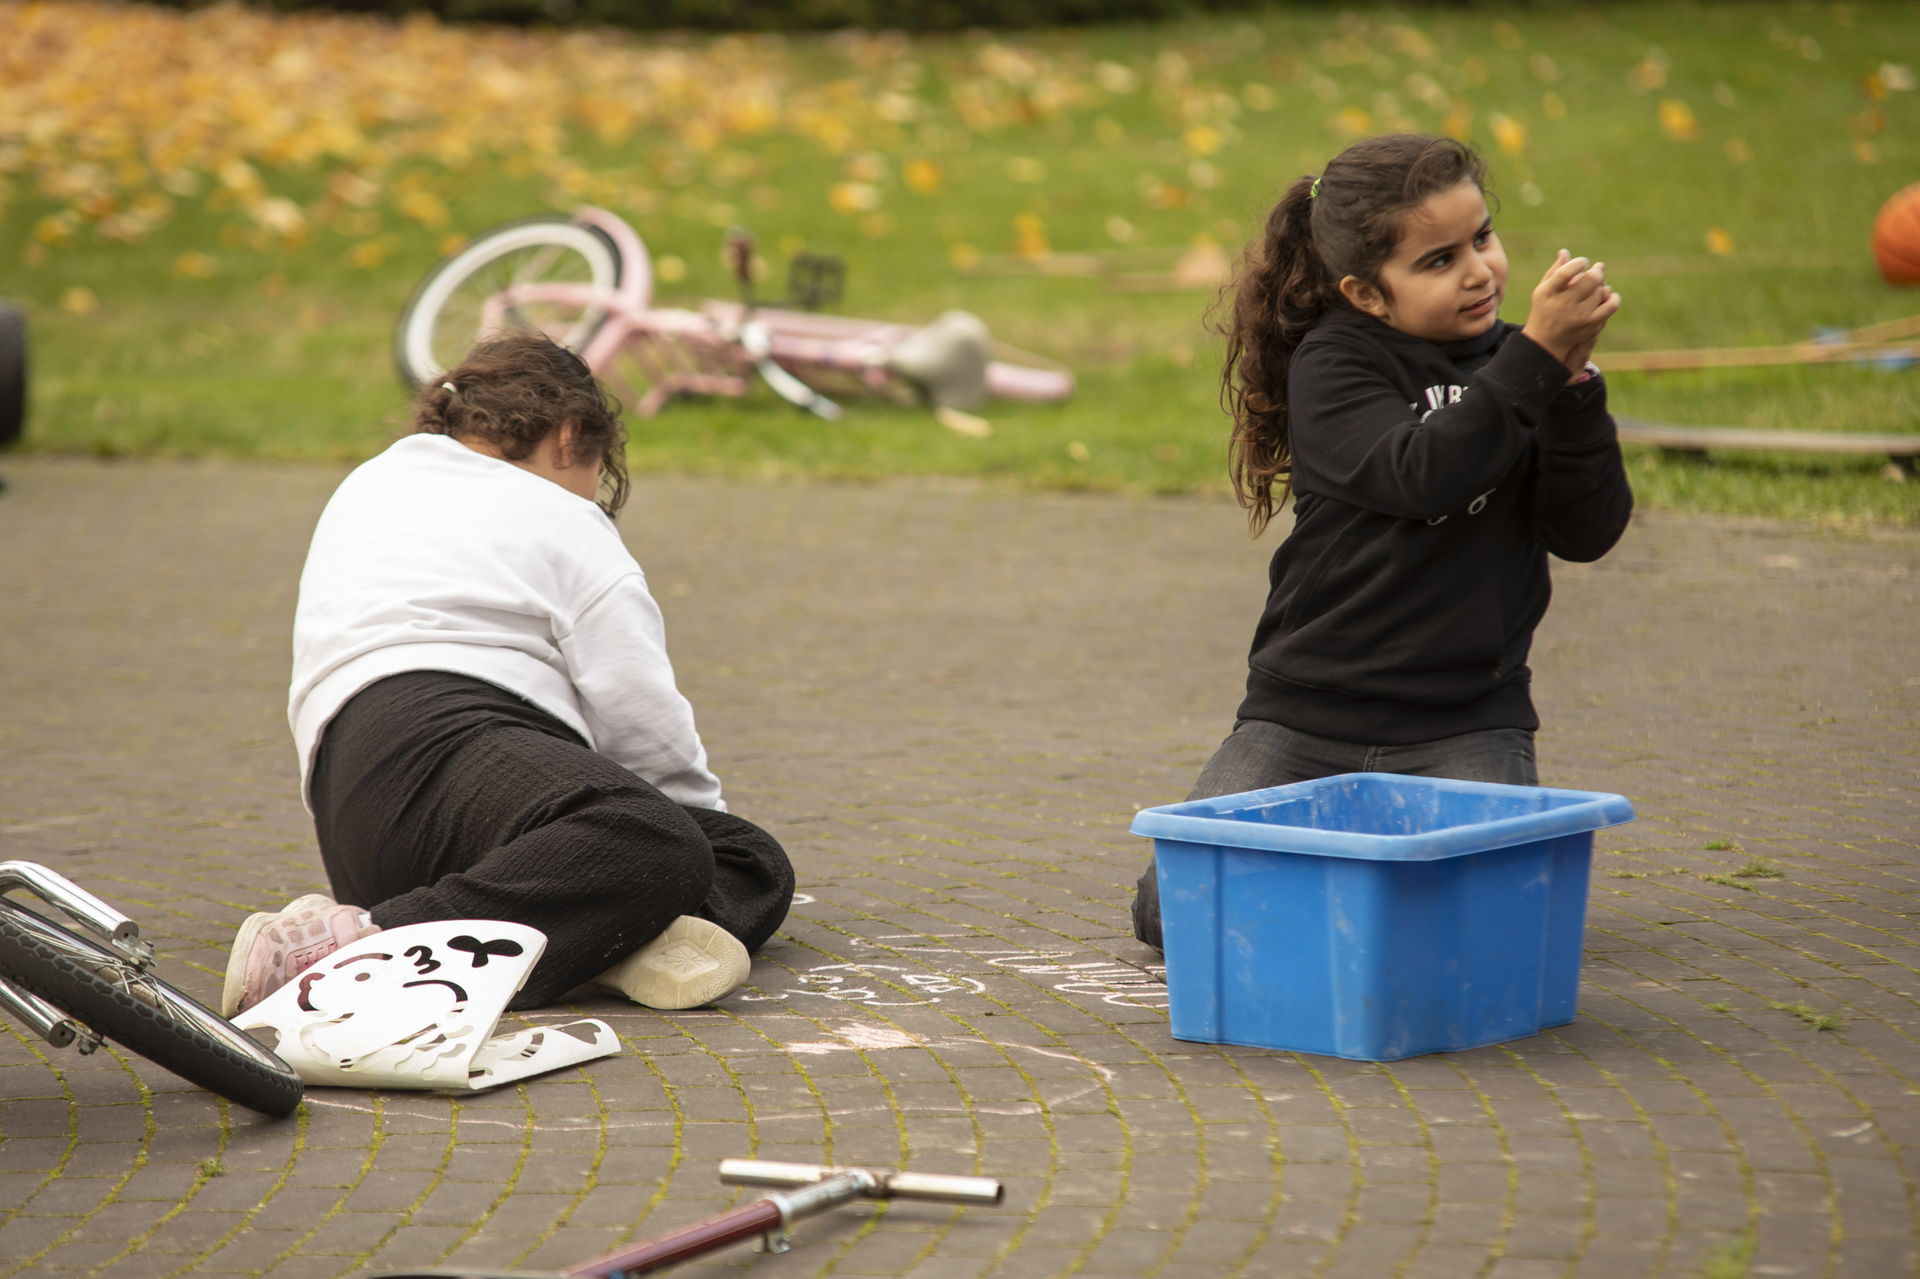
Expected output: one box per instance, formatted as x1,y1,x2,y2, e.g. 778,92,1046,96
0,860,154,1051
466,208,1068,419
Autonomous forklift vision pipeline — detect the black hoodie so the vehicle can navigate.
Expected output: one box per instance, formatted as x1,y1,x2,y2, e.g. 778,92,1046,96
1237,306,1633,745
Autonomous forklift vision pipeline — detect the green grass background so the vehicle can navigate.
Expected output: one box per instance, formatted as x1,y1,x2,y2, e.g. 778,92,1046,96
4,0,1918,525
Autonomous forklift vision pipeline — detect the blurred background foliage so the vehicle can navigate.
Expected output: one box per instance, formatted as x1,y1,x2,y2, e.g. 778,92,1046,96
144,0,1255,29
0,0,1915,525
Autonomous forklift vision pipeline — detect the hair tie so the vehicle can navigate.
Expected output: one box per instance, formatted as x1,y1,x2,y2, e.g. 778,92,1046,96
1309,176,1321,199
440,381,457,394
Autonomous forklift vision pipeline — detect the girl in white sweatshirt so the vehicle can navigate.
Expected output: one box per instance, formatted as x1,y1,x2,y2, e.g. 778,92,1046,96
224,333,792,1016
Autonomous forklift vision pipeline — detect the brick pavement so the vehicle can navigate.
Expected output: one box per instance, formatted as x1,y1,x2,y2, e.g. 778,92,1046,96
0,457,1915,1278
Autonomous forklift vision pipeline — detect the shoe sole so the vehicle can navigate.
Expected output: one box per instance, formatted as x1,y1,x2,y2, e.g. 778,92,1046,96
596,916,750,1010
219,893,336,1018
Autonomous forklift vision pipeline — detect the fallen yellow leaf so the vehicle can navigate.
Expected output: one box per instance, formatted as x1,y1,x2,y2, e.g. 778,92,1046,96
1490,113,1527,156
1629,54,1669,92
397,188,449,229
33,214,76,245
844,153,888,183
1184,125,1222,156
904,158,941,195
829,181,881,214
1658,99,1698,142
1013,212,1049,260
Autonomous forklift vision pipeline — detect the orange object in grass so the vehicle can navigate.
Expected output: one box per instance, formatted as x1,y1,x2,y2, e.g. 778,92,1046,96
1871,182,1920,285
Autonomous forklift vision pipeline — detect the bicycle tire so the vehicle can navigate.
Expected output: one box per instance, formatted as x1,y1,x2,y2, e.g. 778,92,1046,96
394,216,623,391
0,300,26,447
0,902,304,1116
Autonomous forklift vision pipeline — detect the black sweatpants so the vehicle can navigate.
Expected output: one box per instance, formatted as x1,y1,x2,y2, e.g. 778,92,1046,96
308,671,794,1009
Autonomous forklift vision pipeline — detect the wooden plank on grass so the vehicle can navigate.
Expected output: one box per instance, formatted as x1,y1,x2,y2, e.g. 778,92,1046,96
1615,418,1920,474
1604,314,1920,372
1603,340,1920,373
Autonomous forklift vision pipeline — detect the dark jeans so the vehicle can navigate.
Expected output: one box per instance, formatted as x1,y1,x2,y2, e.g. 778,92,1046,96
310,671,794,1008
1130,718,1538,950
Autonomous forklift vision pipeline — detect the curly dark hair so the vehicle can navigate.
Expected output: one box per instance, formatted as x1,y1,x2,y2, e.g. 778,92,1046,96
413,332,630,518
1217,134,1490,534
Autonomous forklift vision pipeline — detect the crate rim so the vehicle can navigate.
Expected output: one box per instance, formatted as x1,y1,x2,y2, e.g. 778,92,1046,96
1130,772,1635,863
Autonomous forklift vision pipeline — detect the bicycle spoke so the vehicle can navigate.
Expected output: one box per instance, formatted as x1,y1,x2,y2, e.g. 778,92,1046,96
13,912,273,1054
31,925,168,1010
434,248,598,368
395,216,620,390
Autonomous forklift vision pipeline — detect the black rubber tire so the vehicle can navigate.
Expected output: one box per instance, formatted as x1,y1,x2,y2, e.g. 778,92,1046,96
0,903,304,1116
392,215,622,392
0,300,25,448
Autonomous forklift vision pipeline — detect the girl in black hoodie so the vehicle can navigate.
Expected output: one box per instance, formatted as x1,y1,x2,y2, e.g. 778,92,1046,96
1133,133,1633,950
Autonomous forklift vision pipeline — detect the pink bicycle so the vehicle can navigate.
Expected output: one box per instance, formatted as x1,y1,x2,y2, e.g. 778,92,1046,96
394,209,1073,429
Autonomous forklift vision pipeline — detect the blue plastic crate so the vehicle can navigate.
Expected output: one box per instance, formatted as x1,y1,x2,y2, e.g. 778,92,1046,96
1131,773,1635,1061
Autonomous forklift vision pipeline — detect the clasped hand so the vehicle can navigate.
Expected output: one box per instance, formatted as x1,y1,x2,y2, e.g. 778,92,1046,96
1522,249,1622,380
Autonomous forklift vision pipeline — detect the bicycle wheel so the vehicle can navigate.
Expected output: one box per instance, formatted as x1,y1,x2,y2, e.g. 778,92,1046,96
394,216,623,391
0,300,26,447
0,902,304,1116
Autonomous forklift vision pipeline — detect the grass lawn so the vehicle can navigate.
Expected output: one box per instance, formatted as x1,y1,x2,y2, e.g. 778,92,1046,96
3,0,1917,526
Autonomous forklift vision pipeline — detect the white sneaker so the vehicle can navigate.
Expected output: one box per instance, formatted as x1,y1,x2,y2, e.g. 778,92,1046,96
594,916,750,1010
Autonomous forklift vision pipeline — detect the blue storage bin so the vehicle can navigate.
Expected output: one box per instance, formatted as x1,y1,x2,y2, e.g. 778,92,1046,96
1131,773,1634,1061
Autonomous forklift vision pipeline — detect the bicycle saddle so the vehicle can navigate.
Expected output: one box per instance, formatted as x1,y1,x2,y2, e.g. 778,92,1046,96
884,309,991,411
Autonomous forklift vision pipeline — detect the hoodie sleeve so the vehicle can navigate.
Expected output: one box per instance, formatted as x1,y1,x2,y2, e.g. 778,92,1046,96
1529,372,1634,562
1288,328,1573,521
558,571,726,812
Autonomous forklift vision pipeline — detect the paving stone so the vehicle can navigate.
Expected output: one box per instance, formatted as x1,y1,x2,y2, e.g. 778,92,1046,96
1404,1242,1509,1278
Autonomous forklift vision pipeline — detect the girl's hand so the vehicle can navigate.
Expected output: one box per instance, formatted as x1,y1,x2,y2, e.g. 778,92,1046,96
1562,275,1622,378
1564,329,1603,381
1523,251,1621,368
1562,274,1622,380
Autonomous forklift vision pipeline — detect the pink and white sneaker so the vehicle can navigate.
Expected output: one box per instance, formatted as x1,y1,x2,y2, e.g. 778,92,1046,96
221,895,380,1017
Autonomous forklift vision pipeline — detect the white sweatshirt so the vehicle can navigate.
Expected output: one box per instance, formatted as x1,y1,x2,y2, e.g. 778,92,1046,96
289,434,723,811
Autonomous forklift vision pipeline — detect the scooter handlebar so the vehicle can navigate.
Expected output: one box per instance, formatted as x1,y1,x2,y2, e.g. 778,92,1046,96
717,1159,1004,1206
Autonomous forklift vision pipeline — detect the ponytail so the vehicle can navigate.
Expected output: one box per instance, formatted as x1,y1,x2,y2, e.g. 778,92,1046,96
1216,173,1338,535
414,332,630,519
1216,134,1491,535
